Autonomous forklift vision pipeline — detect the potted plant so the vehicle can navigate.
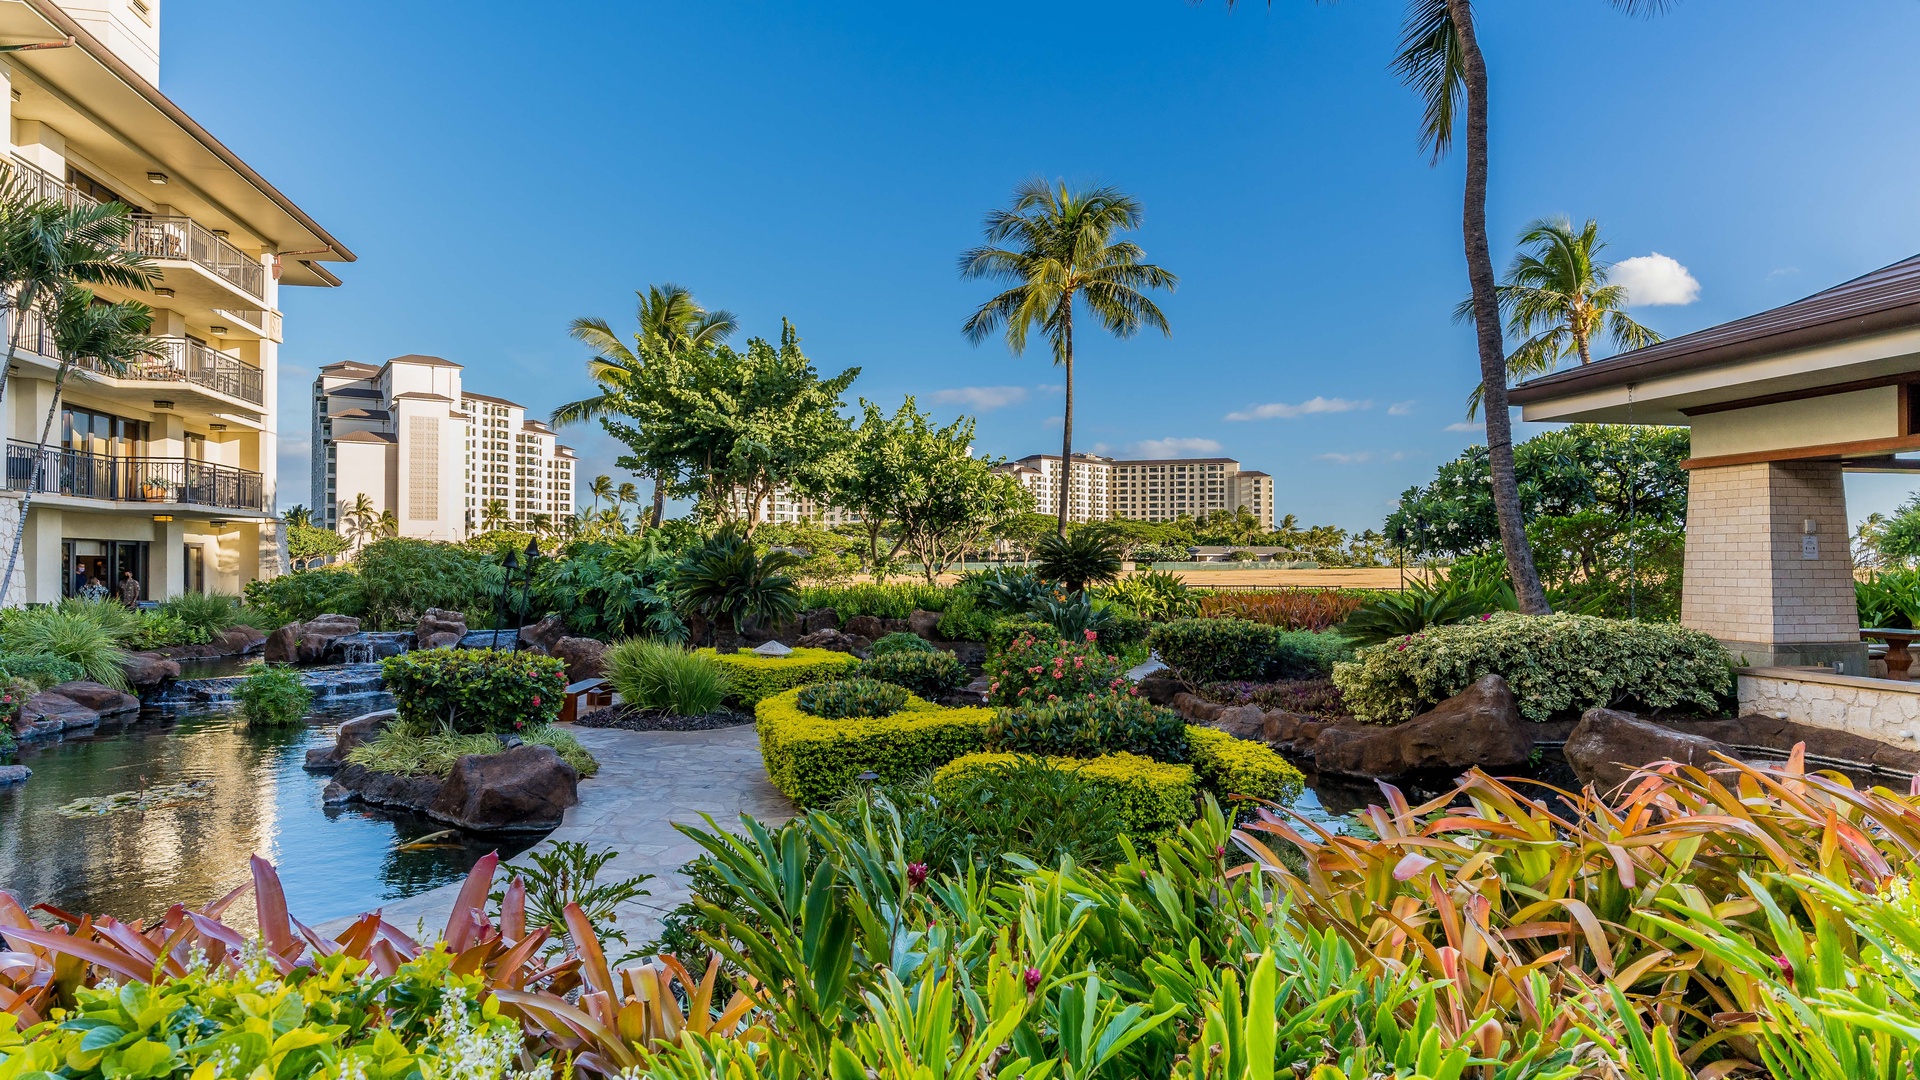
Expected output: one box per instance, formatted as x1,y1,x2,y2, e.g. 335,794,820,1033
140,472,175,500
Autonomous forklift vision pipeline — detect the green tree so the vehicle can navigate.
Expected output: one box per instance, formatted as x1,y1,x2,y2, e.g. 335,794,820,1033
342,493,378,550
281,504,314,528
960,179,1176,535
554,284,739,528
586,474,614,514
1873,496,1920,566
835,398,917,572
863,403,1032,583
600,323,858,536
1,285,161,603
1460,217,1663,416
287,523,349,570
480,499,508,533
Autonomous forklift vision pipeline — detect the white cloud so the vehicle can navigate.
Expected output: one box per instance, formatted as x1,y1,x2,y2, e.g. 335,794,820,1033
1314,450,1409,465
1043,416,1063,428
1224,396,1372,422
1445,421,1480,432
1613,253,1700,306
1130,437,1224,458
1387,400,1416,416
929,385,1027,410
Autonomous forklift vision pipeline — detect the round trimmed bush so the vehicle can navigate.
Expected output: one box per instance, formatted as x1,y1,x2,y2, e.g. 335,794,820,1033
856,650,966,699
986,694,1189,762
797,677,910,720
871,632,936,657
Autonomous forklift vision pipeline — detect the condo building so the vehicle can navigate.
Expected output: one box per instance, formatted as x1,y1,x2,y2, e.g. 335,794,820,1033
311,355,575,541
0,0,353,605
999,454,1275,528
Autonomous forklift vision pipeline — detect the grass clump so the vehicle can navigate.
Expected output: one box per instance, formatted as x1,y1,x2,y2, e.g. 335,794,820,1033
233,664,312,727
605,639,730,716
0,606,130,689
347,720,599,778
160,592,247,638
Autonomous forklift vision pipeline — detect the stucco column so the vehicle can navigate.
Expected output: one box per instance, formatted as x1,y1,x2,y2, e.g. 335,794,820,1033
1681,459,1866,672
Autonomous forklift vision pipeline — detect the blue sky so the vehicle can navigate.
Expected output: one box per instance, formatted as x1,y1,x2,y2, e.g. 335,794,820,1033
160,0,1920,530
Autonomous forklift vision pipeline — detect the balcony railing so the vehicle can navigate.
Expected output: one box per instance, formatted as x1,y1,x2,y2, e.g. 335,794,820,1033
9,156,267,301
4,440,265,511
8,307,264,406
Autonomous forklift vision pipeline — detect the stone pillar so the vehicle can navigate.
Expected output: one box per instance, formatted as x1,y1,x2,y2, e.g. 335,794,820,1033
1681,459,1865,672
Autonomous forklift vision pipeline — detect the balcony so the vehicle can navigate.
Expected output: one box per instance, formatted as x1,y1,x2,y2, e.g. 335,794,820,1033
4,440,265,512
11,308,264,407
9,156,268,303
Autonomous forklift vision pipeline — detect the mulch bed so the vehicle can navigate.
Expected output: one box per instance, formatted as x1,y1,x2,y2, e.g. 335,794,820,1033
575,704,755,731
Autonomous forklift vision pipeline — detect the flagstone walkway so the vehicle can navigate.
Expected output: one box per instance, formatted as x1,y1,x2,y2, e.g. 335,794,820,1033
317,724,792,943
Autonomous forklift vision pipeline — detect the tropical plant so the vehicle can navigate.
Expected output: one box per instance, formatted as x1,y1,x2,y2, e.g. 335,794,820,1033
587,473,615,514
353,537,502,629
1858,568,1920,630
604,638,731,716
158,591,245,638
555,284,741,528
285,521,349,570
871,631,936,656
347,719,597,778
966,565,1055,615
532,534,686,640
379,647,568,734
1340,567,1516,645
854,649,966,699
232,664,312,727
961,178,1177,533
1148,618,1349,686
1196,588,1365,631
985,629,1127,707
837,761,1129,873
0,651,83,690
1458,217,1663,415
243,567,366,624
987,693,1189,762
796,677,910,720
673,526,803,651
479,499,509,533
1034,527,1125,593
1099,569,1198,621
341,492,378,549
489,841,652,961
0,606,129,689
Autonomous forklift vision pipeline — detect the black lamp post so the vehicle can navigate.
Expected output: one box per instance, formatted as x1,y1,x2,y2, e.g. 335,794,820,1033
490,547,519,651
511,537,540,650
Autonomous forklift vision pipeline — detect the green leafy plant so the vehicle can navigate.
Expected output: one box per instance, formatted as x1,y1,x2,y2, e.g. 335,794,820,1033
243,567,366,624
0,651,83,690
933,593,995,641
755,685,993,805
157,591,245,638
0,606,129,689
674,525,803,652
346,719,597,777
870,631,935,656
797,677,910,719
796,582,952,621
125,609,209,649
531,535,686,640
1034,528,1124,593
842,760,1129,872
232,664,312,727
855,649,966,699
355,537,504,630
604,638,730,716
985,629,1128,707
489,841,652,960
1196,588,1367,631
1099,570,1199,621
965,565,1056,615
1858,568,1920,629
986,693,1189,762
379,647,567,733
1332,611,1731,723
1149,618,1349,686
1340,568,1516,646
700,646,858,706
935,750,1195,837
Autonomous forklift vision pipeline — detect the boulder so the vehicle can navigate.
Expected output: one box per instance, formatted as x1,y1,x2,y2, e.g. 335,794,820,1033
0,765,30,786
47,682,140,717
801,607,840,634
120,651,181,690
844,615,885,642
552,637,609,682
1311,675,1533,778
1564,708,1733,791
265,614,363,664
329,763,444,811
304,708,397,772
1210,703,1267,741
218,626,269,654
18,691,106,736
1261,710,1326,754
908,609,941,639
429,744,579,832
1135,672,1182,706
415,608,469,651
1172,692,1225,723
795,629,872,655
519,615,569,655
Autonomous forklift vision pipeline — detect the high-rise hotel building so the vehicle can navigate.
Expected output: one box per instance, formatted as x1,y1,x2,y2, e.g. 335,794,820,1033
998,454,1274,527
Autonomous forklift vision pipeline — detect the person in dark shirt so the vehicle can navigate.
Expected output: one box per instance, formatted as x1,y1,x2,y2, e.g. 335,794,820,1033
117,569,142,607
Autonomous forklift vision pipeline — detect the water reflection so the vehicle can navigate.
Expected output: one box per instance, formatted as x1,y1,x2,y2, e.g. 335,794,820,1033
0,694,540,932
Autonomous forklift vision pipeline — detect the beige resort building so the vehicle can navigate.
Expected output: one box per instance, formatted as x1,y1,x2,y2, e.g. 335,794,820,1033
0,0,353,605
312,355,575,541
998,453,1275,528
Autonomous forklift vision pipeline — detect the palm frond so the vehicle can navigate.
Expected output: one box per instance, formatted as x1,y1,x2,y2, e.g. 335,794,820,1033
1390,0,1463,162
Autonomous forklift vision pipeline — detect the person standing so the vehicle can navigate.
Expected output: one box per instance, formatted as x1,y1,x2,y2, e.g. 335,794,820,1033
116,568,142,608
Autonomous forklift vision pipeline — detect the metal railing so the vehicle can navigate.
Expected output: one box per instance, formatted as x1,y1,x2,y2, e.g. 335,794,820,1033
9,156,267,301
8,307,263,406
4,439,265,511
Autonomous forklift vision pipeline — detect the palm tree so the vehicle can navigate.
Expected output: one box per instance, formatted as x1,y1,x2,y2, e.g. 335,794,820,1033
0,286,161,603
376,510,399,540
341,493,377,550
480,499,509,533
553,284,739,527
1459,217,1662,415
282,504,314,528
961,179,1176,535
1224,0,1670,614
615,481,641,529
0,167,156,412
587,474,615,514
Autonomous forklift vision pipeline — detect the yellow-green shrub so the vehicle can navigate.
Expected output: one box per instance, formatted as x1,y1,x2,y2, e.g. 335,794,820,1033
1185,725,1305,804
756,686,994,806
934,751,1195,837
700,646,859,706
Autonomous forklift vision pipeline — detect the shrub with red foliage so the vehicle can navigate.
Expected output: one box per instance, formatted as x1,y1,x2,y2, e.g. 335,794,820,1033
1196,589,1368,632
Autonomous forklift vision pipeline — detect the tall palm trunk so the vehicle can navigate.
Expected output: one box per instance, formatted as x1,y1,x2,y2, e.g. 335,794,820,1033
650,471,665,529
1057,297,1075,536
1448,0,1550,614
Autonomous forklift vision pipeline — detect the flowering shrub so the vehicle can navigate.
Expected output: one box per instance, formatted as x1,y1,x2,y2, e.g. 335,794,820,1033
380,646,567,733
985,630,1127,707
986,694,1189,762
1332,611,1732,723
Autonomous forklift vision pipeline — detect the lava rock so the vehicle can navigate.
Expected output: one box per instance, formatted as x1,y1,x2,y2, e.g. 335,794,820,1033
415,608,469,651
120,651,181,690
0,766,29,785
795,629,872,655
47,682,140,717
330,763,444,811
1261,710,1326,754
219,626,269,654
800,607,840,634
1564,708,1733,792
1311,675,1533,778
265,614,363,664
1172,692,1225,723
843,615,885,642
552,637,609,682
304,709,397,772
519,615,569,655
1135,672,1182,706
908,609,941,639
18,691,103,736
1209,703,1268,741
429,744,579,832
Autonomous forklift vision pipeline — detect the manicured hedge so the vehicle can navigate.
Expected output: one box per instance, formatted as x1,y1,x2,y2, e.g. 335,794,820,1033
756,687,995,806
797,583,953,621
1186,725,1305,804
856,650,966,698
1332,612,1732,723
1149,619,1352,685
934,751,1195,837
700,647,859,706
380,647,566,734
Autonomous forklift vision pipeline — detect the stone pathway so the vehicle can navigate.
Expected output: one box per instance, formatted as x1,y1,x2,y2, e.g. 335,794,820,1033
316,724,791,943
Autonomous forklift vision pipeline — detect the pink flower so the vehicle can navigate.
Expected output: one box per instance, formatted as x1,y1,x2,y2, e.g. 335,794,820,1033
1025,967,1042,992
1047,694,1058,701
1018,688,1029,696
1083,630,1097,642
906,862,929,889
530,696,542,708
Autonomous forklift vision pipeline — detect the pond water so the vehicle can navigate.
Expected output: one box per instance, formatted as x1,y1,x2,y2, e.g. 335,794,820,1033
172,654,264,680
0,693,540,933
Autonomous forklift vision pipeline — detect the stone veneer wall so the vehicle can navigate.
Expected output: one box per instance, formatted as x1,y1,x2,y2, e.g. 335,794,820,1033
1738,667,1920,748
0,495,20,608
1683,460,1864,670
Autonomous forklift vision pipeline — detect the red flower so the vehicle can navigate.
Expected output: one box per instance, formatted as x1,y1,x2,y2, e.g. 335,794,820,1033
1083,630,1097,642
1025,967,1042,992
530,696,541,708
906,862,929,888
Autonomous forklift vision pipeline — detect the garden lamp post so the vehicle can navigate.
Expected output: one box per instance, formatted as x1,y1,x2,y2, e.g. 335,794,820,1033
491,547,519,651
511,537,541,650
